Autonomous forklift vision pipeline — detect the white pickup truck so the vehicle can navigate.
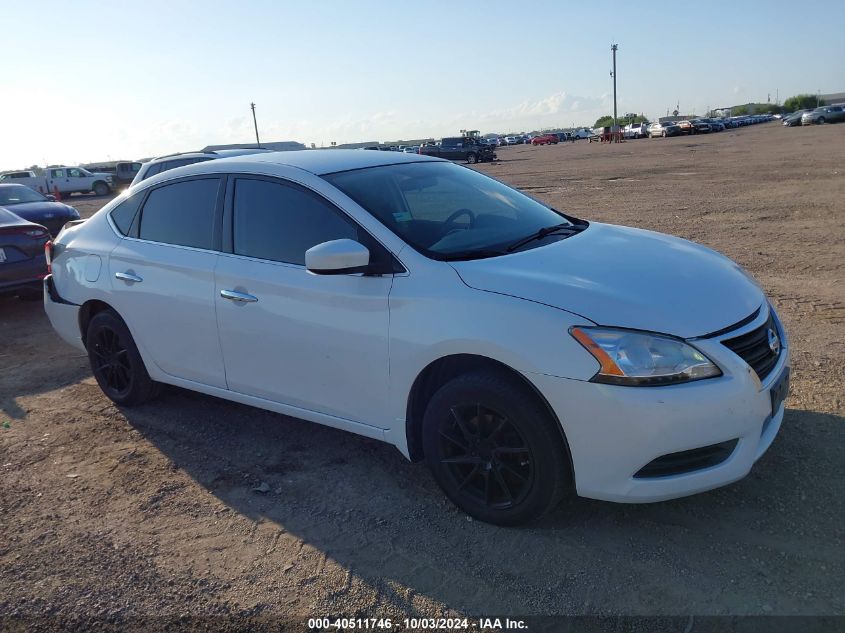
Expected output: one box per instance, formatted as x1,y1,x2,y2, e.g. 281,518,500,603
0,167,113,196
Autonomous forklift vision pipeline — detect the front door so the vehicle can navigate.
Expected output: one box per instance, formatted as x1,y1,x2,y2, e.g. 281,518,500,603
214,176,393,428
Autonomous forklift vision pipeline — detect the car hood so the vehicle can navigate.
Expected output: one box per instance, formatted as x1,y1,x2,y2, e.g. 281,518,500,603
449,222,765,339
0,201,76,218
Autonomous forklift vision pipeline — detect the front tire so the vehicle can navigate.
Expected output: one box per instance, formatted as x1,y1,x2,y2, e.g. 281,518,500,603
466,153,478,164
817,117,826,124
422,371,570,526
662,130,667,137
86,309,159,406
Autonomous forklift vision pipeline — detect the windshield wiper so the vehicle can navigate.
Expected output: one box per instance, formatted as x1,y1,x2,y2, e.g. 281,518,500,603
506,222,580,253
438,249,509,262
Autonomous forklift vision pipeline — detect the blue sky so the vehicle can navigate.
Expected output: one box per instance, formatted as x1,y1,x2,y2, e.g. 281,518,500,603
2,0,843,167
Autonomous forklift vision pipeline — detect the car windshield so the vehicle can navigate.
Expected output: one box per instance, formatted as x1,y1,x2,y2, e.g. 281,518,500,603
324,161,581,260
0,185,47,205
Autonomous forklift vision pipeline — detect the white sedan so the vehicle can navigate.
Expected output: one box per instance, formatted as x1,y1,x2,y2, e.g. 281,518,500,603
44,150,789,525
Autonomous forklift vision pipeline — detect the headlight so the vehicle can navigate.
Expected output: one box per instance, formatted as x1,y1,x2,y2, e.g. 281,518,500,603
570,327,721,386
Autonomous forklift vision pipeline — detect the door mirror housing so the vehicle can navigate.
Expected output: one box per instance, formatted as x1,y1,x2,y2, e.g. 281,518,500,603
306,239,370,275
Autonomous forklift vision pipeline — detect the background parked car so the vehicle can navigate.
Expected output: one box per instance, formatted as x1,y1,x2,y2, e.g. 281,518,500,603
0,167,113,197
689,119,712,133
801,106,845,125
530,134,558,146
623,122,650,139
648,122,681,137
131,148,274,187
782,110,813,127
0,206,50,299
0,184,80,237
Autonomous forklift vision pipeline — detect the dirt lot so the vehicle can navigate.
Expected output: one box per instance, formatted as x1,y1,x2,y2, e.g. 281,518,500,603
1,123,843,629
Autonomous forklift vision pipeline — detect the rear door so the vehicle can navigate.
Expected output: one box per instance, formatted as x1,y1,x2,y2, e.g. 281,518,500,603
214,175,393,428
108,176,227,388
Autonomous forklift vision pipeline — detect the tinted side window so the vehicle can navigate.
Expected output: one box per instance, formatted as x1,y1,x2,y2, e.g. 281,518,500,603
233,178,357,265
141,162,162,180
109,193,144,235
139,178,220,249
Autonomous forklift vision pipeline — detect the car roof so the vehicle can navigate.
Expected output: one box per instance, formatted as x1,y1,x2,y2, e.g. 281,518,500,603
200,149,444,176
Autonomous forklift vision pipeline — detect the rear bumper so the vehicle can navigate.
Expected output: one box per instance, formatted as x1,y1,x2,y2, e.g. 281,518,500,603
43,275,85,351
0,255,47,294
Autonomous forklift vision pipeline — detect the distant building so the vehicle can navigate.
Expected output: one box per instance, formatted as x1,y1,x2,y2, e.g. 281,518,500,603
333,141,380,149
820,92,845,105
202,141,305,152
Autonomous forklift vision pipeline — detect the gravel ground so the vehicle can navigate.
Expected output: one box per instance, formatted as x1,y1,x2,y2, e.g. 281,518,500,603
1,122,843,630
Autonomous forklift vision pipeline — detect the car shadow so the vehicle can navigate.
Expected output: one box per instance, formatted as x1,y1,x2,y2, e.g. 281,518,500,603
0,296,90,418
113,385,845,615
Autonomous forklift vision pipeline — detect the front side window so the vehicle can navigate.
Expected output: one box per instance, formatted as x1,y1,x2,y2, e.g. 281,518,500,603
138,178,220,249
68,168,83,178
324,162,580,260
51,169,65,178
233,178,357,265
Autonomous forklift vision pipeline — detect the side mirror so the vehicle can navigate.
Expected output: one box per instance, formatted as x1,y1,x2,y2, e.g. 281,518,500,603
45,195,56,201
306,239,370,275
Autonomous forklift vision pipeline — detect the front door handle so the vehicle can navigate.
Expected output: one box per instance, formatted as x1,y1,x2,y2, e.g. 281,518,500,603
220,289,258,303
115,272,143,283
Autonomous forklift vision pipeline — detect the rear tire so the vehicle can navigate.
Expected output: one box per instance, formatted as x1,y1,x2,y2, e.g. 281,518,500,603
422,370,571,526
92,181,110,196
86,309,159,406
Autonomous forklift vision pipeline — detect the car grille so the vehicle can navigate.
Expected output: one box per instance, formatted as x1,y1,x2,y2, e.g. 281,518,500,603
721,313,780,381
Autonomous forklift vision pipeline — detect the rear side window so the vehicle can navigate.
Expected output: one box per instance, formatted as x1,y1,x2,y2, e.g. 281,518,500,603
109,193,144,235
139,178,220,249
232,178,357,265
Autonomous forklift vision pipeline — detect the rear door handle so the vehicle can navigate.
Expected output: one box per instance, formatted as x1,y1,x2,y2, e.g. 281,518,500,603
115,272,143,283
220,289,258,303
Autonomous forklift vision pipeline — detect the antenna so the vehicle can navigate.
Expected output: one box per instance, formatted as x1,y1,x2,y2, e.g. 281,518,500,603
250,102,261,147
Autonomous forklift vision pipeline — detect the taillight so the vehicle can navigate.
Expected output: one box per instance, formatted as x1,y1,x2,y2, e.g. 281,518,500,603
45,240,53,273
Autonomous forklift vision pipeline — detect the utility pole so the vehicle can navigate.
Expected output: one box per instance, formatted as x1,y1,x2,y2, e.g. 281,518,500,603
250,102,261,147
610,44,618,131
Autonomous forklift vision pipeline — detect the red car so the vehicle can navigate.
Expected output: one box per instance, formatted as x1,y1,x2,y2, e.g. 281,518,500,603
530,134,558,145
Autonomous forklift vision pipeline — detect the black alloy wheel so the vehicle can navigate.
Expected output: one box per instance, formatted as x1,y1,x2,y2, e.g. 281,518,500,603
437,402,533,510
90,325,132,398
86,309,159,406
422,371,570,526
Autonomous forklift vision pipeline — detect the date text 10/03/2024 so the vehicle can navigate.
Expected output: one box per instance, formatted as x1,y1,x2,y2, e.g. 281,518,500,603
308,618,528,630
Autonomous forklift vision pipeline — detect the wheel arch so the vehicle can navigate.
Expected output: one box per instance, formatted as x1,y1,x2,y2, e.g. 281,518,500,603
78,299,118,346
404,353,575,482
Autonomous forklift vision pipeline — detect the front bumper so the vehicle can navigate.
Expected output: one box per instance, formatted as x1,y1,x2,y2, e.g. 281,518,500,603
524,306,789,503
